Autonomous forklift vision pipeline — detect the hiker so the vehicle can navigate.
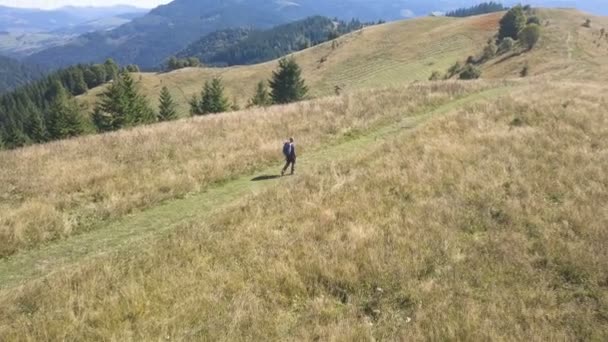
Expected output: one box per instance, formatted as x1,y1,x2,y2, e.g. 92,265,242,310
281,137,296,176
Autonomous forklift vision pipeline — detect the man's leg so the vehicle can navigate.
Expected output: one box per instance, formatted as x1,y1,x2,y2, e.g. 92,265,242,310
281,160,290,176
290,158,296,174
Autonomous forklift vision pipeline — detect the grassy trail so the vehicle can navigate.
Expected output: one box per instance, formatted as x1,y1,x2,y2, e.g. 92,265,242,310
0,87,507,289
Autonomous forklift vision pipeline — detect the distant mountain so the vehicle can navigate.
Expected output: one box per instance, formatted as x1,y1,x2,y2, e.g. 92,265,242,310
25,0,608,70
176,28,252,67
0,5,148,33
58,5,148,22
52,13,146,35
0,31,72,58
177,16,367,67
0,55,45,93
25,0,418,70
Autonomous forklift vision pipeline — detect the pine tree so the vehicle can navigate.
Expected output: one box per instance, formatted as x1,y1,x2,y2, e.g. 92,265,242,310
104,59,120,82
47,82,86,139
189,94,201,116
120,72,155,125
4,120,28,148
249,81,271,107
158,86,178,121
69,68,88,95
26,111,48,143
93,71,155,132
198,78,230,114
269,58,308,104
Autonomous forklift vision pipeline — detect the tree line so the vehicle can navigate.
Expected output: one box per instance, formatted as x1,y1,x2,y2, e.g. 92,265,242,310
0,55,46,94
175,16,370,68
0,57,309,150
189,57,308,115
0,59,123,148
446,2,506,18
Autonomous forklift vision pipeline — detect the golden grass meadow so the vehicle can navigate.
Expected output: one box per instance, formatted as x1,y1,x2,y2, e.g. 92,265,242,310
1,8,607,341
1,81,607,340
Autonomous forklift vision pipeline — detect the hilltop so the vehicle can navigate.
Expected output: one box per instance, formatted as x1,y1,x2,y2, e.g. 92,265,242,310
78,9,608,113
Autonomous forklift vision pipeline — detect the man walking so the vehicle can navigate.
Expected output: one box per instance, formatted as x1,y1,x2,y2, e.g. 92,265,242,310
281,137,296,176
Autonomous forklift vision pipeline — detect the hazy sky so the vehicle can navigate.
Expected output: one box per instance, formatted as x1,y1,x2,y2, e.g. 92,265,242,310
0,0,171,9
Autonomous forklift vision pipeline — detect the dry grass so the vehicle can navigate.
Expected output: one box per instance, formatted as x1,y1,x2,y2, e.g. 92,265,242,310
78,9,608,116
483,9,608,80
0,81,492,258
0,81,606,340
78,13,499,114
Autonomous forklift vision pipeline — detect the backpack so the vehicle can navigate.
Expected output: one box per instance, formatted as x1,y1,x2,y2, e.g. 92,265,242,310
283,142,291,157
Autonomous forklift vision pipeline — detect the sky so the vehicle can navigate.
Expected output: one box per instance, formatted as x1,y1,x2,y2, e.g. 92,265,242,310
0,0,171,9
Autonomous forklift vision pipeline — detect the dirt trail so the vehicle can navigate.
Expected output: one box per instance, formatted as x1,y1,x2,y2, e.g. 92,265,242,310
0,87,507,289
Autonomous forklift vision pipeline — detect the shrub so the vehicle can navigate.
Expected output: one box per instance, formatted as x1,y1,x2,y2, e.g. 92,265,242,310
583,19,592,28
519,24,541,50
521,65,529,77
447,61,463,78
498,5,527,40
459,65,481,80
429,71,443,81
498,37,516,54
527,16,541,25
482,40,498,61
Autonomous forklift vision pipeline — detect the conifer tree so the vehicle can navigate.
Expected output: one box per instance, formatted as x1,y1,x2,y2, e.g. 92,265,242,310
249,81,271,107
47,81,86,139
67,68,88,95
26,111,48,143
198,78,230,114
269,58,308,104
158,86,178,121
4,120,28,148
189,94,201,116
103,58,120,82
93,71,155,132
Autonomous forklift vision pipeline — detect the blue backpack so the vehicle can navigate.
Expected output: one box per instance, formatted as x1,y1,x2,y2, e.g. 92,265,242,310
283,142,291,157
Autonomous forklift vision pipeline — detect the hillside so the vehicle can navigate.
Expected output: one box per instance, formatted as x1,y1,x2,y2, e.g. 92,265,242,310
176,16,366,67
79,9,608,114
0,7,607,340
24,0,393,69
2,79,607,340
0,55,45,93
22,0,531,70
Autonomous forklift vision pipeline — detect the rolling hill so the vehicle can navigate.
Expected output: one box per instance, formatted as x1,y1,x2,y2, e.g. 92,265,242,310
176,16,366,68
22,0,608,69
78,9,608,114
25,0,393,70
13,0,549,70
0,7,607,340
